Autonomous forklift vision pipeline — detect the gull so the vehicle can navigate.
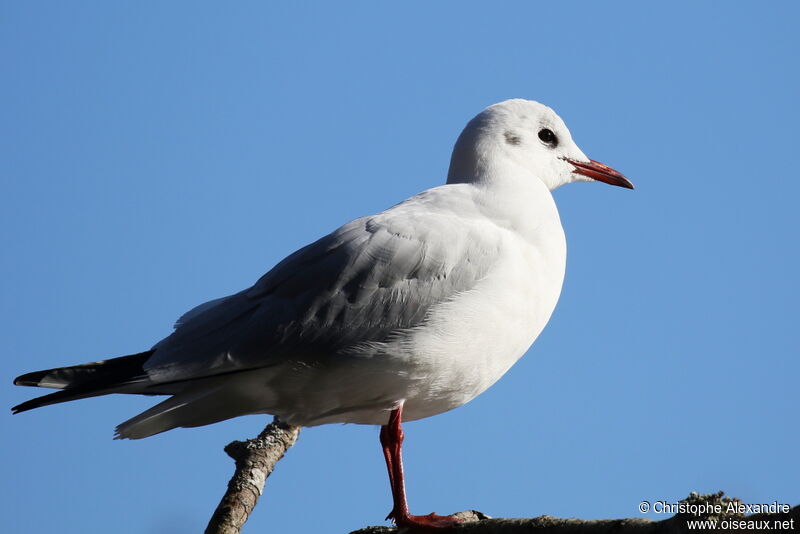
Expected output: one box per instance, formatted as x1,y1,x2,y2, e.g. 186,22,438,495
12,99,633,529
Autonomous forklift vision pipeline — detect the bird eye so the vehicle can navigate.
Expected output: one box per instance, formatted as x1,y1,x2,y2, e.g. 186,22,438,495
538,128,558,148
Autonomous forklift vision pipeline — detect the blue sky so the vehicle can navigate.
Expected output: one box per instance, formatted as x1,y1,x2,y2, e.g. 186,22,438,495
2,2,798,533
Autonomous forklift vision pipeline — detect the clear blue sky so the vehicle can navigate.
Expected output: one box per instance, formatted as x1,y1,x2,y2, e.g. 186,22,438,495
2,2,798,533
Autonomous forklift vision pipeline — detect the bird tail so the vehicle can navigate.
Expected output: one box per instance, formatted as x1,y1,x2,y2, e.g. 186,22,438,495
11,350,154,414
113,382,225,439
114,371,276,439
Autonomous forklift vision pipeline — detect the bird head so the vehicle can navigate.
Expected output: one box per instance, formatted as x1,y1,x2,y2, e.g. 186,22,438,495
447,99,633,191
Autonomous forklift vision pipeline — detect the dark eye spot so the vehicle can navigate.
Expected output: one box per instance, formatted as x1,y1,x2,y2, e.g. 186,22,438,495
504,131,521,146
538,128,558,148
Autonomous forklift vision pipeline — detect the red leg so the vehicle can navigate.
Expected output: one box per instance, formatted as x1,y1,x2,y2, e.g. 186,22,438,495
379,424,396,500
379,404,463,530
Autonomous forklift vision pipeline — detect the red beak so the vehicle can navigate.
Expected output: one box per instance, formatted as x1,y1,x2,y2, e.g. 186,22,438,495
564,158,634,189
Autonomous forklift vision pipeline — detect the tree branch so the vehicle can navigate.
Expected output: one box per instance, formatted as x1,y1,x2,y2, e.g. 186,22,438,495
351,493,799,533
203,422,796,534
204,416,301,534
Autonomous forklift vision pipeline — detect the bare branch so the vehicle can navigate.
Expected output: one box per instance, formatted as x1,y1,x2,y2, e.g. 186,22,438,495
204,416,301,534
351,493,799,534
202,424,796,534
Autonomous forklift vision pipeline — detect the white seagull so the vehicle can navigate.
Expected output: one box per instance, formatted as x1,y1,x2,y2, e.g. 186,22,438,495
13,99,632,529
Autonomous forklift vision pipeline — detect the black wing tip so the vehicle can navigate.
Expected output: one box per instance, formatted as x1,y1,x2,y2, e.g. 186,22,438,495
11,388,76,413
13,370,49,387
11,398,40,414
13,350,155,389
13,350,157,416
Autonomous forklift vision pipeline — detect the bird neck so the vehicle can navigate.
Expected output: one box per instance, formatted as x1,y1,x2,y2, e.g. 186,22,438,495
469,170,563,245
446,127,494,185
446,135,562,241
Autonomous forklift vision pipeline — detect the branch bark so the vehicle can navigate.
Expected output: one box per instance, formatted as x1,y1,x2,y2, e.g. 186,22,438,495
204,416,301,534
351,493,799,533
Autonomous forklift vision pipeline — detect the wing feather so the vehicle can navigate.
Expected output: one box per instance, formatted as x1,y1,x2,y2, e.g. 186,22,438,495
144,185,499,383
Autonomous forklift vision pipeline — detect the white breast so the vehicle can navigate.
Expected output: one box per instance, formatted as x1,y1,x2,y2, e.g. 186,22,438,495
399,217,566,421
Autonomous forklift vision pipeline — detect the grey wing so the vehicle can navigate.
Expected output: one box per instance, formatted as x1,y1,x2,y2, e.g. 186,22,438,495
144,207,498,384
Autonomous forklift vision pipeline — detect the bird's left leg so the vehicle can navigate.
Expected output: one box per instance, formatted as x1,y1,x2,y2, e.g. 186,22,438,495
379,403,463,530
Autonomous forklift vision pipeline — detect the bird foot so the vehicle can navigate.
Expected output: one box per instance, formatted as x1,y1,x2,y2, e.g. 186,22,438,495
388,511,464,531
